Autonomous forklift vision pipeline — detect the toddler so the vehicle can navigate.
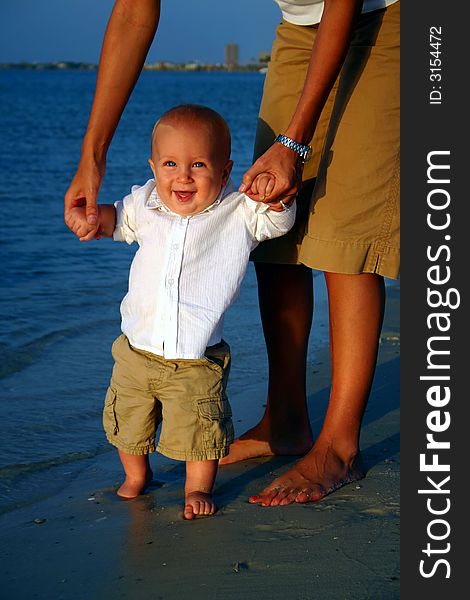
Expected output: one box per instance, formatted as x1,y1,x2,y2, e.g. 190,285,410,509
67,104,295,519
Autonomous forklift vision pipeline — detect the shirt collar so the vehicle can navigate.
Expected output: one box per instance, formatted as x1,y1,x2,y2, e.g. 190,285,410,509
145,178,234,215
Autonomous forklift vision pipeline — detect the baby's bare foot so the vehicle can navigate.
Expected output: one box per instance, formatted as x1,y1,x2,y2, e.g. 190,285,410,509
184,491,216,520
117,469,153,499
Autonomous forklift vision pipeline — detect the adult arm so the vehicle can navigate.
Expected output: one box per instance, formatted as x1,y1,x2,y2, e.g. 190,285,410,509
242,0,363,204
64,0,161,228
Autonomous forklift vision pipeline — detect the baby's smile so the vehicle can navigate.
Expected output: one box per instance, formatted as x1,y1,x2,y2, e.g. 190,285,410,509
173,190,196,203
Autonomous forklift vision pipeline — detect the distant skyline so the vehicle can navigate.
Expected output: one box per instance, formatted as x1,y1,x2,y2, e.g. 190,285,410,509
0,0,281,65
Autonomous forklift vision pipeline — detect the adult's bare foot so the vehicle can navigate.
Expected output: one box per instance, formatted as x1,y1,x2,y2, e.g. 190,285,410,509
248,442,365,506
117,468,154,499
183,491,216,520
219,422,313,466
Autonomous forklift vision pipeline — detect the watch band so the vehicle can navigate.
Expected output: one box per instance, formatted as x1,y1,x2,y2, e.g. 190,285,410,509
274,134,312,163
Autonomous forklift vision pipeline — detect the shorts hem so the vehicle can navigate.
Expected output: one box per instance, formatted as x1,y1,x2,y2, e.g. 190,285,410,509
299,236,400,280
105,435,156,456
156,443,230,462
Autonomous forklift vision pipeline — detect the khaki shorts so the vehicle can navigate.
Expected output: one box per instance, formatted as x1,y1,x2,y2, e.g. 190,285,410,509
103,335,234,461
251,1,400,279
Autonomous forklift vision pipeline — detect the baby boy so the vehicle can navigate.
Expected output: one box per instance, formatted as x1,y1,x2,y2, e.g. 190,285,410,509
67,104,295,519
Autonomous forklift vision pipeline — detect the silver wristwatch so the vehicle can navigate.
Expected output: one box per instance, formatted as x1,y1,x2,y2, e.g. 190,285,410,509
274,134,312,163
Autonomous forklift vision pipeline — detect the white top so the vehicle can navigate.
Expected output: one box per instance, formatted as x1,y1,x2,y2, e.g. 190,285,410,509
274,0,399,26
113,179,296,359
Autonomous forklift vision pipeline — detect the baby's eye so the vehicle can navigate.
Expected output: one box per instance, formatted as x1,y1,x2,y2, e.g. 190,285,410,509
192,161,205,168
163,160,176,167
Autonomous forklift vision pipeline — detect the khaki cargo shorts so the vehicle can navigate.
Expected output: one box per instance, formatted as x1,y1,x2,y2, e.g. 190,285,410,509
103,335,234,461
251,2,400,279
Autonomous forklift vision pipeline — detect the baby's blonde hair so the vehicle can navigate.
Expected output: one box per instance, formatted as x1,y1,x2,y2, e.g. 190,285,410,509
151,104,231,162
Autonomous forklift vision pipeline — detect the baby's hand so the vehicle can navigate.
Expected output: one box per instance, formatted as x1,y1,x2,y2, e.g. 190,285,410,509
250,172,276,202
66,206,100,241
248,173,288,212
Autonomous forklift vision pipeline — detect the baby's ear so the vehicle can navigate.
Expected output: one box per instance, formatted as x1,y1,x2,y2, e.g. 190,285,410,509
148,158,157,179
222,160,234,185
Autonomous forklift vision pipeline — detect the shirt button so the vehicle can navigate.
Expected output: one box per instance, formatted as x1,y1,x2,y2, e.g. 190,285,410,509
168,278,174,285
172,243,179,250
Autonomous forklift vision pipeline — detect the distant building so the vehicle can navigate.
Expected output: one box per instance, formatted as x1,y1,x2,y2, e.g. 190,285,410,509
224,44,239,69
258,51,271,66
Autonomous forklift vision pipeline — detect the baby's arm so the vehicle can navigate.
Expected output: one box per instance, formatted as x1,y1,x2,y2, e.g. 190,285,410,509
67,205,116,241
243,191,296,243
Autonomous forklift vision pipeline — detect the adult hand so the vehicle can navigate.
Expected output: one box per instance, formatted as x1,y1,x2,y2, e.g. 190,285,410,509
239,142,302,210
64,154,106,234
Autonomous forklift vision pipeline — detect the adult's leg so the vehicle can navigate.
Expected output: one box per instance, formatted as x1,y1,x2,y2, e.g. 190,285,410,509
249,271,385,506
220,262,314,464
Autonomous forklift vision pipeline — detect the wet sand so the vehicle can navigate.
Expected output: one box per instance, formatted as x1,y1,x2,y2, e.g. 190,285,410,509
1,282,399,600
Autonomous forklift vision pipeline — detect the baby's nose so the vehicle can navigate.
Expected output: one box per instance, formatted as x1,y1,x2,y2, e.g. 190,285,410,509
177,166,193,182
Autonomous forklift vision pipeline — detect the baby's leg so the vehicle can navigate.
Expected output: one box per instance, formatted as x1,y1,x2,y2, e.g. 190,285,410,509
184,460,218,520
117,450,153,499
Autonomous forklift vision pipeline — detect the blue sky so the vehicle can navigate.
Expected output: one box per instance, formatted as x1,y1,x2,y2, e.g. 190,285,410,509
0,0,281,64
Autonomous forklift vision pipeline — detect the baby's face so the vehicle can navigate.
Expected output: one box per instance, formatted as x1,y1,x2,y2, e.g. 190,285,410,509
149,120,232,216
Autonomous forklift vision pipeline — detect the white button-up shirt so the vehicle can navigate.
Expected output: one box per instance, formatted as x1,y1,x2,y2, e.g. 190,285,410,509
113,179,296,359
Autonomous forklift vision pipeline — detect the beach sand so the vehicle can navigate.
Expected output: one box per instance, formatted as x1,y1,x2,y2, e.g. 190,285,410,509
1,280,399,600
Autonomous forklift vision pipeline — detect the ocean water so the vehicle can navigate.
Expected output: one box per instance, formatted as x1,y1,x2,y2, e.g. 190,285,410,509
0,70,328,514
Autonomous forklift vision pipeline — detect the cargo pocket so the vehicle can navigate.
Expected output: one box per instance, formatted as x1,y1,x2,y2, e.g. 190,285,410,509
196,396,234,449
103,387,119,436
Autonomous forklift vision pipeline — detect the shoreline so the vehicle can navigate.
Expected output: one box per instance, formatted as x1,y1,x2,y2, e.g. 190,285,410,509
1,280,399,599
